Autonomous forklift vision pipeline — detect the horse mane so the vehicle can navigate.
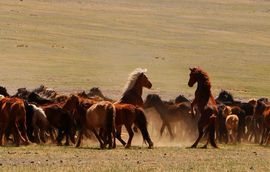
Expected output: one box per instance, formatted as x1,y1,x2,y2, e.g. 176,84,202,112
31,104,47,118
122,68,147,95
193,67,211,87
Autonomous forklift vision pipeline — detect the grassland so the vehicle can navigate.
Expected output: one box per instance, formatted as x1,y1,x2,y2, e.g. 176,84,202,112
0,0,269,99
0,0,270,171
0,143,269,172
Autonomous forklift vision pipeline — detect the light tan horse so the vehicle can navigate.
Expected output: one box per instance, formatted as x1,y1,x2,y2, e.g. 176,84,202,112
223,106,239,144
85,101,116,149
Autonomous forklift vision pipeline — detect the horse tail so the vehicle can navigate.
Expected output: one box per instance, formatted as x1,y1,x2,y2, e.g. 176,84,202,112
106,103,115,135
135,108,153,148
209,115,218,148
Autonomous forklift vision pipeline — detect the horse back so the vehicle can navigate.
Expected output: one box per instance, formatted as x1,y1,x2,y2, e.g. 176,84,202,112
114,103,137,126
86,101,114,128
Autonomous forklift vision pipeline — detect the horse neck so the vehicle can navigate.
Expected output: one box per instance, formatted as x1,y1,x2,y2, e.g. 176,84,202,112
130,81,143,97
196,80,211,100
120,81,143,106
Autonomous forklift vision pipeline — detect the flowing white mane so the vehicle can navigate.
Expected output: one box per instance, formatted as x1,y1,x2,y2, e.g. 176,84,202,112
31,104,47,119
122,68,147,95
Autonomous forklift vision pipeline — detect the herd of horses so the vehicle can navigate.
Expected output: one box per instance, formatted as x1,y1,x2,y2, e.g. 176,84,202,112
0,67,269,149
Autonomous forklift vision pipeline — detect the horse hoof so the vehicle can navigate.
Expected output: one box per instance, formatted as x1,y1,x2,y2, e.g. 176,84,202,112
148,142,154,149
125,144,131,149
100,144,106,149
57,143,62,146
148,145,153,149
64,143,70,146
23,141,30,146
200,145,207,149
190,145,197,149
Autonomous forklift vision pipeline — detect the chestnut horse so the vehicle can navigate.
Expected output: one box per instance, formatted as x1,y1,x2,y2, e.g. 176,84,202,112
114,103,153,148
85,101,116,149
115,68,152,146
118,68,152,107
188,67,218,148
0,97,30,146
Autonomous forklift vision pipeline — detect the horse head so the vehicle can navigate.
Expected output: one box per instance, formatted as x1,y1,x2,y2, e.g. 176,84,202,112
188,67,198,87
222,106,232,118
0,86,10,97
138,72,152,89
63,95,80,111
144,94,162,108
216,90,234,103
254,100,267,119
88,87,104,97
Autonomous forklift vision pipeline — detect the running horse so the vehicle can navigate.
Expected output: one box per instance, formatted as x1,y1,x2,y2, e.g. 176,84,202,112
188,67,218,148
115,68,153,147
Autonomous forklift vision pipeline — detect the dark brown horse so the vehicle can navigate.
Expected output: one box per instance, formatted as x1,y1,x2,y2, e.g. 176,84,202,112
118,68,152,107
88,87,115,102
188,67,218,148
0,86,10,97
42,104,76,146
114,103,153,148
254,100,270,145
0,97,30,146
62,95,96,147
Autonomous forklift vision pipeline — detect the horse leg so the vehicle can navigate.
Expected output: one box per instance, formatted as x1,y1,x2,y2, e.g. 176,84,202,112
124,125,134,149
56,129,64,146
39,129,46,143
75,129,83,148
91,128,104,149
13,122,23,146
260,126,266,145
64,129,70,146
20,122,30,145
103,127,113,149
201,127,210,149
112,130,116,149
47,128,56,144
115,126,126,146
266,129,270,145
165,122,174,140
0,123,6,146
234,129,238,144
99,128,106,147
33,126,41,144
191,125,204,148
160,122,166,137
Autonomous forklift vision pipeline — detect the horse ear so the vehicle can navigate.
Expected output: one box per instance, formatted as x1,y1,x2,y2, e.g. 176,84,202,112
189,67,193,71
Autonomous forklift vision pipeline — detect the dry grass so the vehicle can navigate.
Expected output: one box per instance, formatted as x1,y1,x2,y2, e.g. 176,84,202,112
0,143,269,172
